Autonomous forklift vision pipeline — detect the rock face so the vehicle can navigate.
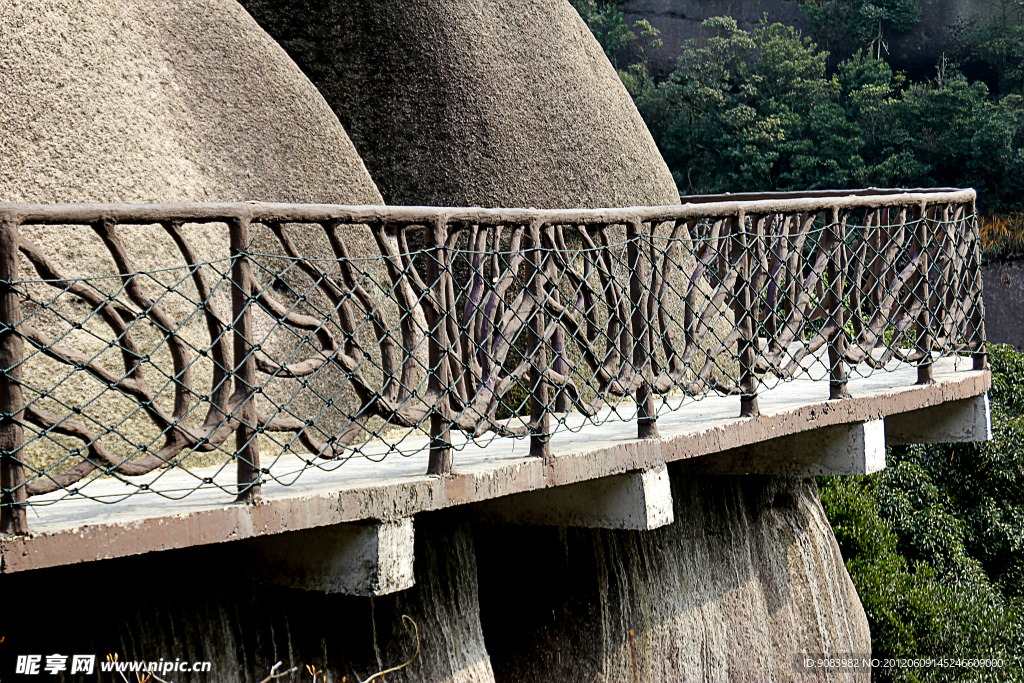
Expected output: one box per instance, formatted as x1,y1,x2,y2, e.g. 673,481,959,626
0,5,488,683
0,0,381,206
240,0,680,208
982,260,1024,350
3,511,493,683
476,470,871,681
0,0,386,470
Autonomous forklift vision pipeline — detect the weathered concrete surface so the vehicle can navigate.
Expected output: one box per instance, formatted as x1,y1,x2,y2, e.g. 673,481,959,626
1,511,492,683
680,420,887,476
886,394,992,445
243,518,416,596
476,470,871,682
982,260,1024,350
239,0,680,208
468,465,674,530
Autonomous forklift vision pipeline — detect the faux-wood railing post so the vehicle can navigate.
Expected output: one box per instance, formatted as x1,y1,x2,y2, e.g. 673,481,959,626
915,204,934,384
0,217,26,535
731,213,759,417
825,208,850,399
968,200,987,370
230,217,261,503
427,218,453,475
527,220,550,462
627,219,659,438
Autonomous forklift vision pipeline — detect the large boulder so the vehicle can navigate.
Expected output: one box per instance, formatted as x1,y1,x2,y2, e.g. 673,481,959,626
0,0,386,470
0,0,382,206
238,2,871,680
0,5,488,683
240,0,680,208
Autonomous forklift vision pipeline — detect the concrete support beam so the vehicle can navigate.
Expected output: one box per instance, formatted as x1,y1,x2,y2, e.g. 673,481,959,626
469,466,674,530
886,394,992,445
678,420,887,476
242,518,414,596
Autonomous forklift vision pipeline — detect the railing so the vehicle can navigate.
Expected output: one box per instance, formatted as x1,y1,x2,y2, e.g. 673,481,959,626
0,189,984,533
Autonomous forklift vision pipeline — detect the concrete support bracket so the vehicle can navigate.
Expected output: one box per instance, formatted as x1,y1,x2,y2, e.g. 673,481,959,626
678,420,887,476
469,465,674,530
885,394,992,445
242,518,415,596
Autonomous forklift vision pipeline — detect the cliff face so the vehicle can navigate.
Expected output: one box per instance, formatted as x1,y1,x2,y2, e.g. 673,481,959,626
618,0,998,78
476,470,870,682
4,512,492,683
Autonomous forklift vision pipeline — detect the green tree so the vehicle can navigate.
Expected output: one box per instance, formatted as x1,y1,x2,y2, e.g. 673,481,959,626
636,18,867,193
801,0,922,58
972,0,1024,96
820,345,1024,680
569,0,661,97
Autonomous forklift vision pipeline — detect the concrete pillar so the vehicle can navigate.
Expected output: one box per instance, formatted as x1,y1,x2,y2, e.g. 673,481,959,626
886,394,992,445
468,466,674,530
678,420,887,476
242,518,415,596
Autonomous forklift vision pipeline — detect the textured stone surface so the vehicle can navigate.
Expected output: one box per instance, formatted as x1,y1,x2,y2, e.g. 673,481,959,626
2,511,492,683
0,0,380,207
982,260,1024,350
240,0,680,208
0,0,384,472
476,470,872,682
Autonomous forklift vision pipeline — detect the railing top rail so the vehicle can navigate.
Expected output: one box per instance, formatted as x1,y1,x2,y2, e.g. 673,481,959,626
0,188,976,227
679,187,969,204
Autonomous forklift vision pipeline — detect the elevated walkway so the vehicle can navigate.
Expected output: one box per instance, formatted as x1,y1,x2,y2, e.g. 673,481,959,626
1,357,990,582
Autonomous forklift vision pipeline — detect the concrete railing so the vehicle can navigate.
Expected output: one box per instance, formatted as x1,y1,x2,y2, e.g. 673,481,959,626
0,188,984,534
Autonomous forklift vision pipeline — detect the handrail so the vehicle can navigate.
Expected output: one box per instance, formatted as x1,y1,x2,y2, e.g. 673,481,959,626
0,189,984,534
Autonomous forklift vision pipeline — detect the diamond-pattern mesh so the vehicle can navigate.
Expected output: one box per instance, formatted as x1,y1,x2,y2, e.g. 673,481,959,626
0,194,985,520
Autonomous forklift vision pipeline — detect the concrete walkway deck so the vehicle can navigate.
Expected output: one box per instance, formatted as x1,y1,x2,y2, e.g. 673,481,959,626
0,356,990,573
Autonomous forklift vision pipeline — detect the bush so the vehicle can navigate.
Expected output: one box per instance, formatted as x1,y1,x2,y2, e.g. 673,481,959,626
819,345,1024,681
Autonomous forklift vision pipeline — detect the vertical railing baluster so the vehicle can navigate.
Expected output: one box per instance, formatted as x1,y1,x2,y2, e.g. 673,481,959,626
527,219,551,462
915,203,934,384
968,199,987,370
628,218,659,438
731,212,759,417
230,216,261,503
543,225,571,414
826,207,850,399
427,217,453,475
0,216,26,535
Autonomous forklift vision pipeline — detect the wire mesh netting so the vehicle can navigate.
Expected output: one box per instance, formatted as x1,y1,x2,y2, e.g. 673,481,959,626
0,192,985,527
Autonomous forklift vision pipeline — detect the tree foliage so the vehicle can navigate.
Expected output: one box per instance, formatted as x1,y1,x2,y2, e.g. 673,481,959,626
800,0,922,57
627,18,1024,215
820,345,1024,680
971,0,1024,96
